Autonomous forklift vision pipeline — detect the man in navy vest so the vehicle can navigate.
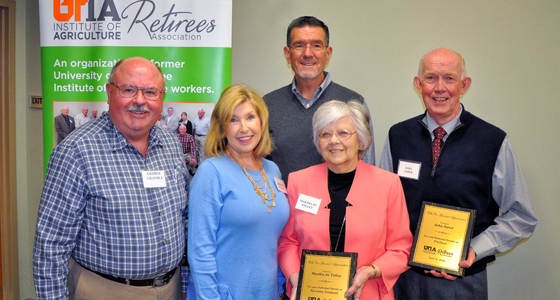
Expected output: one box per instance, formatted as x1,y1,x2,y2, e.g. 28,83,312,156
380,48,537,300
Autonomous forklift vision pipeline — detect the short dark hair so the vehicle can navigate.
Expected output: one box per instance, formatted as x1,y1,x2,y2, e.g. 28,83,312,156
286,16,329,47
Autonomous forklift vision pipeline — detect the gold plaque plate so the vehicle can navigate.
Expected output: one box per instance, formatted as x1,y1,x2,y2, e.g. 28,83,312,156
409,202,476,277
296,250,358,300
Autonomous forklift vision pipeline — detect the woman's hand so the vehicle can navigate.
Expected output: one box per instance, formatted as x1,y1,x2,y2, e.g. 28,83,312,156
289,272,299,299
344,265,377,300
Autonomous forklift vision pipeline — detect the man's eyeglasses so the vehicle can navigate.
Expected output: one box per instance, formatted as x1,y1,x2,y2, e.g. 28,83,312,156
110,83,164,101
318,130,356,142
290,43,327,53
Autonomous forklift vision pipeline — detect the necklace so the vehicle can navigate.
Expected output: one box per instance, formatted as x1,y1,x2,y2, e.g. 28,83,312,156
327,172,352,252
330,214,346,252
227,151,276,213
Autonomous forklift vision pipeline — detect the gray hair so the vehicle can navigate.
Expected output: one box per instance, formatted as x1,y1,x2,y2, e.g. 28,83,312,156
312,100,372,159
108,57,166,89
417,49,467,80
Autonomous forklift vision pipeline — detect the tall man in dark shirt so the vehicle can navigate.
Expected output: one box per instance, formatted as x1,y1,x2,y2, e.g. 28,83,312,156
263,16,375,183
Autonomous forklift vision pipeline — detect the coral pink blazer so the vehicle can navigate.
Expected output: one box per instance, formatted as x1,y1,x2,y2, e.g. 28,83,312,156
278,161,413,300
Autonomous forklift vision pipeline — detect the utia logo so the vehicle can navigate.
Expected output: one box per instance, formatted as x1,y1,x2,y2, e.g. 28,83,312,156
51,0,217,42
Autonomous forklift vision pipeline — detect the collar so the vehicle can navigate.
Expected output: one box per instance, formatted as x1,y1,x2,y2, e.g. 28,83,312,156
291,72,332,108
320,160,367,207
106,114,163,152
422,105,464,141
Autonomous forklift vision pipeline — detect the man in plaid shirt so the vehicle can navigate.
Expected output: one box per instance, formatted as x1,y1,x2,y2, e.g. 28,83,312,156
33,57,189,300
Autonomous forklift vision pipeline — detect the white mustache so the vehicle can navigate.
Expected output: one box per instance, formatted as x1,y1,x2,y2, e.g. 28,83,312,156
127,105,149,113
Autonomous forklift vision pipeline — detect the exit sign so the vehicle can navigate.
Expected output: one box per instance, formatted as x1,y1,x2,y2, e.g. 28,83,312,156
30,95,42,108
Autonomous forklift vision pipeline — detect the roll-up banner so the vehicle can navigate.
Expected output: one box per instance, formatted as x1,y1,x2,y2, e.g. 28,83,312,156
39,0,232,170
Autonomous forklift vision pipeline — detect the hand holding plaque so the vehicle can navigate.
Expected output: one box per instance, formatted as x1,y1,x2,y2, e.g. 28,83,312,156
409,202,476,277
295,250,357,300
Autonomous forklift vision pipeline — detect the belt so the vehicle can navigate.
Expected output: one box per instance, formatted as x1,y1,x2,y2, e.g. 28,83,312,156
82,264,178,287
195,134,206,136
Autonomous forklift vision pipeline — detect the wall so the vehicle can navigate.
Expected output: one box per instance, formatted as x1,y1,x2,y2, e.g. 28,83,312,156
15,0,43,298
231,1,559,299
15,0,559,299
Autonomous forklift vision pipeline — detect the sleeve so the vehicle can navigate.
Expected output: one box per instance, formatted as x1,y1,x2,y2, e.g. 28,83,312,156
54,117,64,138
277,173,302,298
169,117,179,133
379,135,394,172
371,174,413,293
187,161,223,300
470,136,538,260
75,115,82,128
360,99,376,166
33,145,87,300
189,136,196,158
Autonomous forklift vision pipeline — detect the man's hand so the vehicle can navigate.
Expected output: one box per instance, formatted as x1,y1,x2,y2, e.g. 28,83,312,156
425,247,476,280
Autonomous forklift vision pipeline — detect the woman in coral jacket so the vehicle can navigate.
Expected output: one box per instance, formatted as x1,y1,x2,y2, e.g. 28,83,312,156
278,100,413,300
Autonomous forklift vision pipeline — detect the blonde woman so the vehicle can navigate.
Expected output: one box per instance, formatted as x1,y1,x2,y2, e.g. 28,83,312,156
187,84,289,300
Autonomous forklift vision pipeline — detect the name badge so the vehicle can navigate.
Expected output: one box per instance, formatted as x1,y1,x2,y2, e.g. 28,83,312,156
142,170,167,188
274,177,287,194
397,160,421,180
295,194,321,214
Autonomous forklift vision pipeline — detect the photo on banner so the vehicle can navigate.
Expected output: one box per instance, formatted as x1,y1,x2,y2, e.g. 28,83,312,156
39,0,232,170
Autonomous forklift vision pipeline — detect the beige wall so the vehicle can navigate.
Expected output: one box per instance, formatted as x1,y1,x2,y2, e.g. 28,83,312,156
15,0,43,298
15,0,559,298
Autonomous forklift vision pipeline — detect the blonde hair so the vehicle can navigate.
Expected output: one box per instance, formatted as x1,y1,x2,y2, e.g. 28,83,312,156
205,84,273,158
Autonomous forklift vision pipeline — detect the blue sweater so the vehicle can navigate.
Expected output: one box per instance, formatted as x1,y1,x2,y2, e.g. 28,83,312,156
187,155,289,300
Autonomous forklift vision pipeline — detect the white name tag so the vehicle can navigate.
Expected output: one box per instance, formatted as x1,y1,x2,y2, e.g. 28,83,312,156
142,170,167,188
274,177,287,194
397,160,421,180
295,194,321,214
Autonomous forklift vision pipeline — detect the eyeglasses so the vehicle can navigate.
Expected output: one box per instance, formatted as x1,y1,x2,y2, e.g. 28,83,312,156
290,42,327,53
318,130,356,142
110,83,164,101
422,75,459,85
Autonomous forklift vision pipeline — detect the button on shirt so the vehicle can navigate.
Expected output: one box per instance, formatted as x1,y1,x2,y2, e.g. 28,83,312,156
33,113,189,299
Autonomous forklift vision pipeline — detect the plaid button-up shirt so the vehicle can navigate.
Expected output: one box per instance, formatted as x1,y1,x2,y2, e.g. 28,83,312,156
177,132,196,159
33,114,189,299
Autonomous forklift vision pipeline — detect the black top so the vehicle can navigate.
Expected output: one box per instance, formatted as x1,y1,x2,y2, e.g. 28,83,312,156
328,169,355,252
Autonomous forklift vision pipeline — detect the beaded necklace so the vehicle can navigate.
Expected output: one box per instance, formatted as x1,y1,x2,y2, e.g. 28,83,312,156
227,150,276,213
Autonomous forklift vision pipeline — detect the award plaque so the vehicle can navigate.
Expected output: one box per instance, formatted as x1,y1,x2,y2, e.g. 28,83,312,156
296,250,358,300
409,202,476,277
